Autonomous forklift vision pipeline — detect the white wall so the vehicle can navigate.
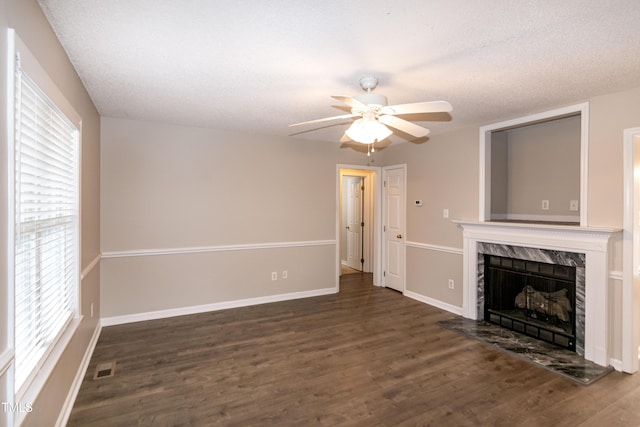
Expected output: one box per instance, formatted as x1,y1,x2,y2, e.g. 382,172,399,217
100,117,370,322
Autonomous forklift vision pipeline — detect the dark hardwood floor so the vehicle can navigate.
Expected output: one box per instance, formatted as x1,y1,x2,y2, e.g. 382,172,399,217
68,274,640,426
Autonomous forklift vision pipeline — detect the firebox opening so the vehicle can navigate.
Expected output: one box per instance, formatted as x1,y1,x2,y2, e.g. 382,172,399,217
484,254,577,351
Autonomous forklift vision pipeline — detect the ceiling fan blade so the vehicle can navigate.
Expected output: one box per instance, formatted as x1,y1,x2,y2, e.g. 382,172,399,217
378,115,430,138
289,113,357,127
331,95,369,111
339,133,352,143
381,100,452,115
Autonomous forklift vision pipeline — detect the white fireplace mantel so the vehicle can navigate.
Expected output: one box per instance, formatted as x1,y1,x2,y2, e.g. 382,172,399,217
454,220,621,367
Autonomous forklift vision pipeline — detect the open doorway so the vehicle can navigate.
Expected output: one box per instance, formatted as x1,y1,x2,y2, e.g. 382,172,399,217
335,164,382,289
339,168,375,275
341,174,366,274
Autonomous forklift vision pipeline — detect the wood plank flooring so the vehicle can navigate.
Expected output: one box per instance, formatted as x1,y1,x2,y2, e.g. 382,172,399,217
340,265,361,275
68,274,640,426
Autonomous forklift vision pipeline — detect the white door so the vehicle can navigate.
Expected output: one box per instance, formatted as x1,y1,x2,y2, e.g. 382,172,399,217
346,176,363,270
383,165,406,292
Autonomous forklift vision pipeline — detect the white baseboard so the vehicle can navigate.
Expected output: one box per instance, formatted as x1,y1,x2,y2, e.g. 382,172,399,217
404,290,463,316
55,322,102,427
101,287,338,326
609,358,623,372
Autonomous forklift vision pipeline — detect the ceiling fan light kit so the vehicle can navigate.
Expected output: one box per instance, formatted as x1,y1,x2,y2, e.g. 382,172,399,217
289,75,452,154
345,117,393,144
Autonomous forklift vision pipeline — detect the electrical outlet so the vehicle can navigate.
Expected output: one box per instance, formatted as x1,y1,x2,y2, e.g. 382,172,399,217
448,279,454,289
541,200,549,210
271,272,277,281
443,208,449,218
282,270,288,279
570,200,579,211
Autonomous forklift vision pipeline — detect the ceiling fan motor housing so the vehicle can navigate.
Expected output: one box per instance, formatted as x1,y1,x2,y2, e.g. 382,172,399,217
355,93,388,109
356,76,387,109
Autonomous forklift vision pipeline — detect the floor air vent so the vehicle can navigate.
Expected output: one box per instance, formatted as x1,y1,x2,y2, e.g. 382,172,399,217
93,361,116,379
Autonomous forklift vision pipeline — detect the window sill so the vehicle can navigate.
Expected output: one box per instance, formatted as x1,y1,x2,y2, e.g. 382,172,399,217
15,315,84,426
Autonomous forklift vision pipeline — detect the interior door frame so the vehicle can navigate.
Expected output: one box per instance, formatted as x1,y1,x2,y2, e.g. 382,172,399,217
336,165,382,288
622,126,640,373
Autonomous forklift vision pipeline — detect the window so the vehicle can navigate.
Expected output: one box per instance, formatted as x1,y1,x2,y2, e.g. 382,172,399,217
12,49,80,393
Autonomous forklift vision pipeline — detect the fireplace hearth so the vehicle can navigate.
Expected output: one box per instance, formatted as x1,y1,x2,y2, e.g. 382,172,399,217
437,317,614,385
484,254,576,350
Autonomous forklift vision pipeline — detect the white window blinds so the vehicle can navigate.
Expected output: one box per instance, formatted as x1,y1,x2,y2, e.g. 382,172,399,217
13,53,80,392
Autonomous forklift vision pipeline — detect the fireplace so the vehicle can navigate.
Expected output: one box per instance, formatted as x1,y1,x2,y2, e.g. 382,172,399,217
477,242,586,355
484,254,576,351
455,220,620,367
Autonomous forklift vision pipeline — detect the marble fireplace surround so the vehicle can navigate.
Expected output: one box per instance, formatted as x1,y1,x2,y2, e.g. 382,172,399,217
454,221,620,367
478,241,586,355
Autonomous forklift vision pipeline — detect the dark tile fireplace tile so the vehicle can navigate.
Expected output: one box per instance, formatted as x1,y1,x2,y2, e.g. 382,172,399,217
437,317,613,385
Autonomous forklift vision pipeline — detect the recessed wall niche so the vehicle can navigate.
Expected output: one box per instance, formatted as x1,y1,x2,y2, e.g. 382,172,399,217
480,103,588,226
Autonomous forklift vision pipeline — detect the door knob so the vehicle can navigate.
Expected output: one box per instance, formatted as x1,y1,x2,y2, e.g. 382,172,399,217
346,226,350,230
397,234,403,239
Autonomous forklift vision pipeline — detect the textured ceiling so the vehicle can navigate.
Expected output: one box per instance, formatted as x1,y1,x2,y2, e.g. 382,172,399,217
38,0,640,146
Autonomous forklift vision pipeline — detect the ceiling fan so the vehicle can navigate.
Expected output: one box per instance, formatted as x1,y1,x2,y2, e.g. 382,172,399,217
289,76,452,154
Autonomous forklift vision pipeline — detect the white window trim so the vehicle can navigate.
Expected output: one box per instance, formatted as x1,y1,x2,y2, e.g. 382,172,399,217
6,28,83,424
